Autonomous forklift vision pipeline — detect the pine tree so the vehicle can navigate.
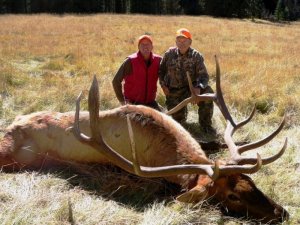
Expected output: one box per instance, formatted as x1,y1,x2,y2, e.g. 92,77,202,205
179,0,205,15
165,0,181,14
115,0,127,13
275,0,289,20
247,0,264,19
0,0,6,13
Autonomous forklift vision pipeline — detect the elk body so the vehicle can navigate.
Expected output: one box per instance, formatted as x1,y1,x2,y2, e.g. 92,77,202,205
0,57,289,223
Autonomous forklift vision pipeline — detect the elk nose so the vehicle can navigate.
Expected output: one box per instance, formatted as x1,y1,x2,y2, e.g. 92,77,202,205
274,207,289,222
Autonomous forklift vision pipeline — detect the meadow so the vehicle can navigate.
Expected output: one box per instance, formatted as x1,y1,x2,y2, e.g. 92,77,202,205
0,14,299,224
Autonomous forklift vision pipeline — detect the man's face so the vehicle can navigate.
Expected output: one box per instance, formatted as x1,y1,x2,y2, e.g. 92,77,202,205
176,36,192,54
138,39,153,59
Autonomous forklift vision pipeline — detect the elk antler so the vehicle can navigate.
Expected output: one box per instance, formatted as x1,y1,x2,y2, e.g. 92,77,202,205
166,56,241,127
72,76,263,179
73,76,222,179
166,71,216,116
224,116,288,166
72,78,134,173
166,56,287,174
212,56,287,167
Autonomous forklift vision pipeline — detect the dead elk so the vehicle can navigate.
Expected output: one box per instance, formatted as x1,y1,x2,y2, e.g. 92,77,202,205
0,57,289,223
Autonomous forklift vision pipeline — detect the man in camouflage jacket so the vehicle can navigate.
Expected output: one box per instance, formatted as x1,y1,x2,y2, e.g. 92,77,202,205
159,28,215,133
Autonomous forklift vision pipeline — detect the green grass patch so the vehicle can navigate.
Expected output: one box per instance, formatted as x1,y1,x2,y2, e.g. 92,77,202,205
42,60,65,71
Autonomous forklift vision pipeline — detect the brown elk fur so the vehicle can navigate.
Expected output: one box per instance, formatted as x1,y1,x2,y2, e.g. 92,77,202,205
0,105,209,187
0,104,289,223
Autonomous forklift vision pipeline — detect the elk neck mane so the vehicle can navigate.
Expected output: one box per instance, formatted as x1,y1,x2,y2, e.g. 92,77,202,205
111,105,210,164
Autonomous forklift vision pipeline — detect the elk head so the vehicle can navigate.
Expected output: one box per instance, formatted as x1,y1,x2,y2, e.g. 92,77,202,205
177,173,289,223
72,56,289,223
175,106,288,223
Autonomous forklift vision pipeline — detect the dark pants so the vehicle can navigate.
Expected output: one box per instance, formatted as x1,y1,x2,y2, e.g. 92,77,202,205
166,86,214,127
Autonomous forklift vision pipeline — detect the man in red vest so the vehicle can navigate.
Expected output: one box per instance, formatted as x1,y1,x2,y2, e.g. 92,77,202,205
112,35,162,111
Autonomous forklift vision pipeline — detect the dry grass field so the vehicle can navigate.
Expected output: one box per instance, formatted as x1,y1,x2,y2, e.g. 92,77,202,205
0,14,299,224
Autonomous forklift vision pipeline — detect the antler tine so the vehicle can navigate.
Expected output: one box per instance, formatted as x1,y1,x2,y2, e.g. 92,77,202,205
166,72,216,116
219,153,263,175
73,76,135,172
139,164,219,178
235,106,256,129
215,121,264,174
166,96,194,115
187,71,195,97
224,114,287,166
238,115,286,154
72,91,91,144
236,137,288,165
223,106,256,154
88,75,102,140
224,121,240,163
127,114,141,175
214,55,236,127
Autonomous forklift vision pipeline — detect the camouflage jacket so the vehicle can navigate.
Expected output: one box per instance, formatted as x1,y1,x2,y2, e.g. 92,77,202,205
158,47,209,89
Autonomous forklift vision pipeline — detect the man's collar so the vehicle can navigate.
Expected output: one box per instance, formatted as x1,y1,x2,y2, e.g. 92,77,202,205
138,51,153,60
176,47,192,56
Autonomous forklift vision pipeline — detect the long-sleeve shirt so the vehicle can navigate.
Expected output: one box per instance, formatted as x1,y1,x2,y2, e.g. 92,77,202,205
112,58,132,103
159,47,209,89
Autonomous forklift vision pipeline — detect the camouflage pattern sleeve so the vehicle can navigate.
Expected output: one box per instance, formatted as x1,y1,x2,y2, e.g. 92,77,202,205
158,51,168,87
194,53,209,88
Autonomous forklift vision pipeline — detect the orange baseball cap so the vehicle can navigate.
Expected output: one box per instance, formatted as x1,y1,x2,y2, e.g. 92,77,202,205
176,28,192,40
138,35,153,45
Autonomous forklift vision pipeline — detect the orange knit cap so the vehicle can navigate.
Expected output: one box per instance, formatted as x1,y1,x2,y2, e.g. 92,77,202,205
138,35,153,45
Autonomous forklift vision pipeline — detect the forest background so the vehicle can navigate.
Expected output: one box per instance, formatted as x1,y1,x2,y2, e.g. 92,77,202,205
1,0,300,21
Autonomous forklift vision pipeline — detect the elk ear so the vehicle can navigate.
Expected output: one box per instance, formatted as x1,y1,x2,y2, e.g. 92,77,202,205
176,185,208,203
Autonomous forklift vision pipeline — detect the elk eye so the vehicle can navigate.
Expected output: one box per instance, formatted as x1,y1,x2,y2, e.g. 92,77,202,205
228,194,240,202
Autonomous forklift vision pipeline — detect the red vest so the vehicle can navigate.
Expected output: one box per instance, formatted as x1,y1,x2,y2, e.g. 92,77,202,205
124,52,161,104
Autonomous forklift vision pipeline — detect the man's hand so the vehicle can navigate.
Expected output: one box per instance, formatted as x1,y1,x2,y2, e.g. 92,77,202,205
162,85,170,96
191,87,201,105
193,87,201,95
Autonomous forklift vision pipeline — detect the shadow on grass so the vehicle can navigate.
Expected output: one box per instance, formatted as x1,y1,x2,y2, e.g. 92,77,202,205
46,163,182,211
182,121,222,155
183,121,249,155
